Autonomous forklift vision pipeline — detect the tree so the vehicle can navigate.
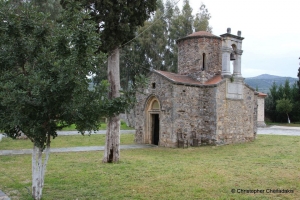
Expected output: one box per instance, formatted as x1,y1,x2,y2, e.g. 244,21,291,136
133,0,169,71
265,78,300,122
276,98,293,123
194,3,212,32
283,79,291,99
8,0,62,19
119,0,176,78
169,0,193,71
0,1,116,199
290,82,300,122
298,59,300,97
119,1,213,92
266,81,285,122
73,0,157,163
32,0,62,19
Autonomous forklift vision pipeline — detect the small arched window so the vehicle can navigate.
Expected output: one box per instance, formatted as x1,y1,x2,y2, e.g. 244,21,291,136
202,53,206,71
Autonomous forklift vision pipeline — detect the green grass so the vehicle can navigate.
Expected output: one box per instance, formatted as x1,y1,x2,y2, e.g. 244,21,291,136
0,133,135,150
61,121,134,131
1,135,300,199
265,122,300,127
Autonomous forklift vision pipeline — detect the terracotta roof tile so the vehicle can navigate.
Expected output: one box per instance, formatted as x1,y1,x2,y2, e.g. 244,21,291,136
187,31,217,37
154,70,222,86
177,31,221,43
204,75,222,85
258,92,267,97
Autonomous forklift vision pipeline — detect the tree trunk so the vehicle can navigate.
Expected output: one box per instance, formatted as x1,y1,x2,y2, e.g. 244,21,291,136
32,144,50,200
287,113,291,124
103,47,120,163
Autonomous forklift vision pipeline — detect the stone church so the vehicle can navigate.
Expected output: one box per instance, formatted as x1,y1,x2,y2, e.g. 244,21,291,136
134,28,260,147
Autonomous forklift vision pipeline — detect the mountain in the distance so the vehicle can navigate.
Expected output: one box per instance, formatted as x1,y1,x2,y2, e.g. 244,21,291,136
244,74,298,94
246,74,290,79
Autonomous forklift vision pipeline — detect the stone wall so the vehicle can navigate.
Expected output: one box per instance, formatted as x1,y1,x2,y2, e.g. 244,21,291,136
135,72,220,147
215,80,257,145
135,72,174,146
172,85,217,146
135,73,257,147
257,97,266,127
177,37,222,77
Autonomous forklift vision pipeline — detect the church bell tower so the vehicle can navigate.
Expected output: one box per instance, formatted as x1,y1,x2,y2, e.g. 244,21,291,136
220,28,244,99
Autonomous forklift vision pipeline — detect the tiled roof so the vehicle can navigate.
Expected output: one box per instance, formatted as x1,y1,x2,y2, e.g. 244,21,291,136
258,92,267,97
187,31,218,37
153,70,222,86
177,31,220,43
204,75,222,84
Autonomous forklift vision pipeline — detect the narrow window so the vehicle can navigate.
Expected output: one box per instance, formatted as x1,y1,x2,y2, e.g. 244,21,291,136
152,83,156,89
202,53,206,71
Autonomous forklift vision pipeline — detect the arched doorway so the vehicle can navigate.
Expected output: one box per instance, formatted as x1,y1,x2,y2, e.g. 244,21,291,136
145,97,160,145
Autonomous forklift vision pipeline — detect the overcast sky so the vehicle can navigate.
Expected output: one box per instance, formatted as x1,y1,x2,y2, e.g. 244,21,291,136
183,0,300,78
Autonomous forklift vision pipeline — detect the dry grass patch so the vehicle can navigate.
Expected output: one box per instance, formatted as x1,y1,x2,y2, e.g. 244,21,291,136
0,135,299,200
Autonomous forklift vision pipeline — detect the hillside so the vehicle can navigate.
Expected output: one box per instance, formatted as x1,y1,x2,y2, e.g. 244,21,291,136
244,74,298,94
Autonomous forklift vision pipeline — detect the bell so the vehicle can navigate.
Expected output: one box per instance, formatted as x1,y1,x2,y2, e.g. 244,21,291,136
230,53,236,61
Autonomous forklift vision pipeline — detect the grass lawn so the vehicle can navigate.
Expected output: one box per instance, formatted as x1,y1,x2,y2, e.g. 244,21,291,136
0,135,300,199
266,122,300,127
62,121,134,131
0,134,135,150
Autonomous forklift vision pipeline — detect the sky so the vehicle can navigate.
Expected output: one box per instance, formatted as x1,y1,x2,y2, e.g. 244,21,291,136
182,0,300,78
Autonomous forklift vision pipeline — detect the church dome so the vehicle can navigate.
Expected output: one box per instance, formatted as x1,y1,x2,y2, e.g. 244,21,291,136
177,31,220,43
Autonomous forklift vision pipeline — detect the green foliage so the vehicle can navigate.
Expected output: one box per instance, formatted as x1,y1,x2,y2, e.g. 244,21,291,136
194,3,212,32
276,98,293,116
0,0,133,150
265,79,300,122
298,66,300,98
71,0,157,53
68,0,155,112
0,0,97,147
119,0,213,89
32,0,62,19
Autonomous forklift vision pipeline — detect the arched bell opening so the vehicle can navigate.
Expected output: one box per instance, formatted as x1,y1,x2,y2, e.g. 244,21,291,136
230,53,236,61
145,96,161,145
230,44,237,75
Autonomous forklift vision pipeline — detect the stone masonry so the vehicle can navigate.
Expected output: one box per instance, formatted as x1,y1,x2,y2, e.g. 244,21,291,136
135,29,260,147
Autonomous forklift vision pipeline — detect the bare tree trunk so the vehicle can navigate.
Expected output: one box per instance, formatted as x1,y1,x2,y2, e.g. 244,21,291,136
103,47,120,163
287,113,291,124
32,144,50,200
